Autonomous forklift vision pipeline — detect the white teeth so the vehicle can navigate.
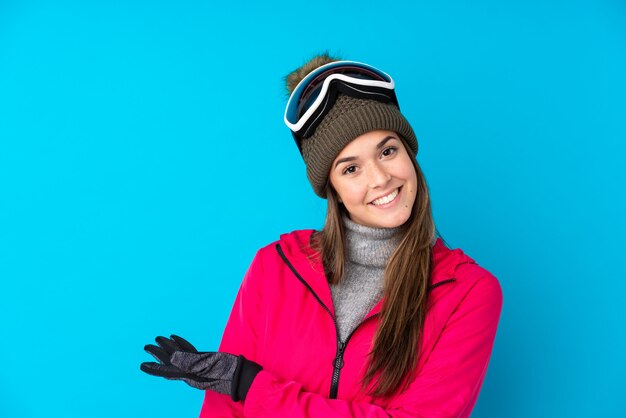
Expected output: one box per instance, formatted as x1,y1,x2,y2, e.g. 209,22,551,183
371,188,399,206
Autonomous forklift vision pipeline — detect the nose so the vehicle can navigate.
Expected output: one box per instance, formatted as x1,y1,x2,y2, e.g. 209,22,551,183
367,161,391,189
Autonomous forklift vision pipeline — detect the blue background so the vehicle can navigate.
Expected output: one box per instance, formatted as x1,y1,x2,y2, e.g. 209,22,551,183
1,0,625,417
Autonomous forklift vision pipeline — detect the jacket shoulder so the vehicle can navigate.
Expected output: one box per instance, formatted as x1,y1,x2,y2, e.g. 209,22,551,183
254,229,318,259
431,240,502,300
235,229,318,298
453,260,503,305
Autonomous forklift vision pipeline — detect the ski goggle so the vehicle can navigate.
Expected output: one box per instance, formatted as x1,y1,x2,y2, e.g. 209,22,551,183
284,60,398,151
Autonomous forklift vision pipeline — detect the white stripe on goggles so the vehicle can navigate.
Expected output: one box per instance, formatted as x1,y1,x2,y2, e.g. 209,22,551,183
284,60,398,147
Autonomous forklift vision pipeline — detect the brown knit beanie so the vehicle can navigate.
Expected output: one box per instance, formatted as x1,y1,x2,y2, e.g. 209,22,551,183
285,54,418,198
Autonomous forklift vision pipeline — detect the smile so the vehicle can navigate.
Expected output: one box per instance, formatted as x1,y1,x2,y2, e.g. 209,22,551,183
370,187,400,206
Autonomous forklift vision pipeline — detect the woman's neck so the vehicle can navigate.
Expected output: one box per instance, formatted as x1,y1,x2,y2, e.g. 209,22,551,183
342,213,402,268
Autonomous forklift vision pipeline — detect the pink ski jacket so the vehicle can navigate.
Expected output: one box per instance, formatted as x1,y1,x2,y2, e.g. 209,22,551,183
199,229,503,418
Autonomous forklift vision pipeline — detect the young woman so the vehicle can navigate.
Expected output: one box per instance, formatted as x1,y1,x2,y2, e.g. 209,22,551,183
141,54,503,417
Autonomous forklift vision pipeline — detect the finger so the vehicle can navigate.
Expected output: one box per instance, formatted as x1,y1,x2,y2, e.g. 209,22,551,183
140,362,190,380
170,335,198,353
144,344,171,365
155,335,179,354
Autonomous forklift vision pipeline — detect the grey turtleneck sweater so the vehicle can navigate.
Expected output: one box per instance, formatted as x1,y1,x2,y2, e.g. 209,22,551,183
330,214,402,342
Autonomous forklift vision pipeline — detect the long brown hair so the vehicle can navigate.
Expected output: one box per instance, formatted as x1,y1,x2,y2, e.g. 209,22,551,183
310,138,436,398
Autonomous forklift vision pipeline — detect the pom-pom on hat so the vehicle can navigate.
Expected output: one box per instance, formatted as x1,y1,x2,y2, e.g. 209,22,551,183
284,53,418,198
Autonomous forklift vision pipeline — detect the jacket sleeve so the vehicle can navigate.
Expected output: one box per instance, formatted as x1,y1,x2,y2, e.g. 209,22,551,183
241,267,503,418
199,250,266,418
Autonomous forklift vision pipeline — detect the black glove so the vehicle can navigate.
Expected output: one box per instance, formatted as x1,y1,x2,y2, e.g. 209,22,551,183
140,335,262,402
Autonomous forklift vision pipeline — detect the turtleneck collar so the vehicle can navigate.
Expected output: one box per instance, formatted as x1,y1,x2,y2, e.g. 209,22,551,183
342,213,402,268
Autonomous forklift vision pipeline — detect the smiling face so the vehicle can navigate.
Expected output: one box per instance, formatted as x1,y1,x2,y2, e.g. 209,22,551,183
329,130,418,229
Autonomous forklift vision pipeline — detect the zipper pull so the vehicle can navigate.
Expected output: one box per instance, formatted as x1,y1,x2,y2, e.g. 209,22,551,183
334,341,345,369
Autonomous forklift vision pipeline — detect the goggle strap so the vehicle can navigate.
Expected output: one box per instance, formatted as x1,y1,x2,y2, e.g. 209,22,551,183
301,87,339,139
293,81,400,150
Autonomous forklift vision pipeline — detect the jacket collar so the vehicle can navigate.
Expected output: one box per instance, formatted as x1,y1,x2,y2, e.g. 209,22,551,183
276,229,475,318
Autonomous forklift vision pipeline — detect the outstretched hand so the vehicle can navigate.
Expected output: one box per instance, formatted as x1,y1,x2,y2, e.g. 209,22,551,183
140,334,262,402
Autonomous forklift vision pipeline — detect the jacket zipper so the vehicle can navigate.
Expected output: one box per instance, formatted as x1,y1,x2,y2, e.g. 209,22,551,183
275,244,457,399
330,333,345,399
329,316,377,399
276,244,351,399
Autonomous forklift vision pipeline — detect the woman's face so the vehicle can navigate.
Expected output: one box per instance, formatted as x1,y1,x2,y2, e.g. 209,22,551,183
329,130,418,229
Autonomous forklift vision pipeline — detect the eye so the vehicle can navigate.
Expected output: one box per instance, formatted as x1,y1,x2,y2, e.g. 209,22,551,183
381,146,397,157
342,165,357,175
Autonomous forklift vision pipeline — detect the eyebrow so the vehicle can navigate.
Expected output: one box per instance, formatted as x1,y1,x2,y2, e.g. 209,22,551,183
333,135,397,169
